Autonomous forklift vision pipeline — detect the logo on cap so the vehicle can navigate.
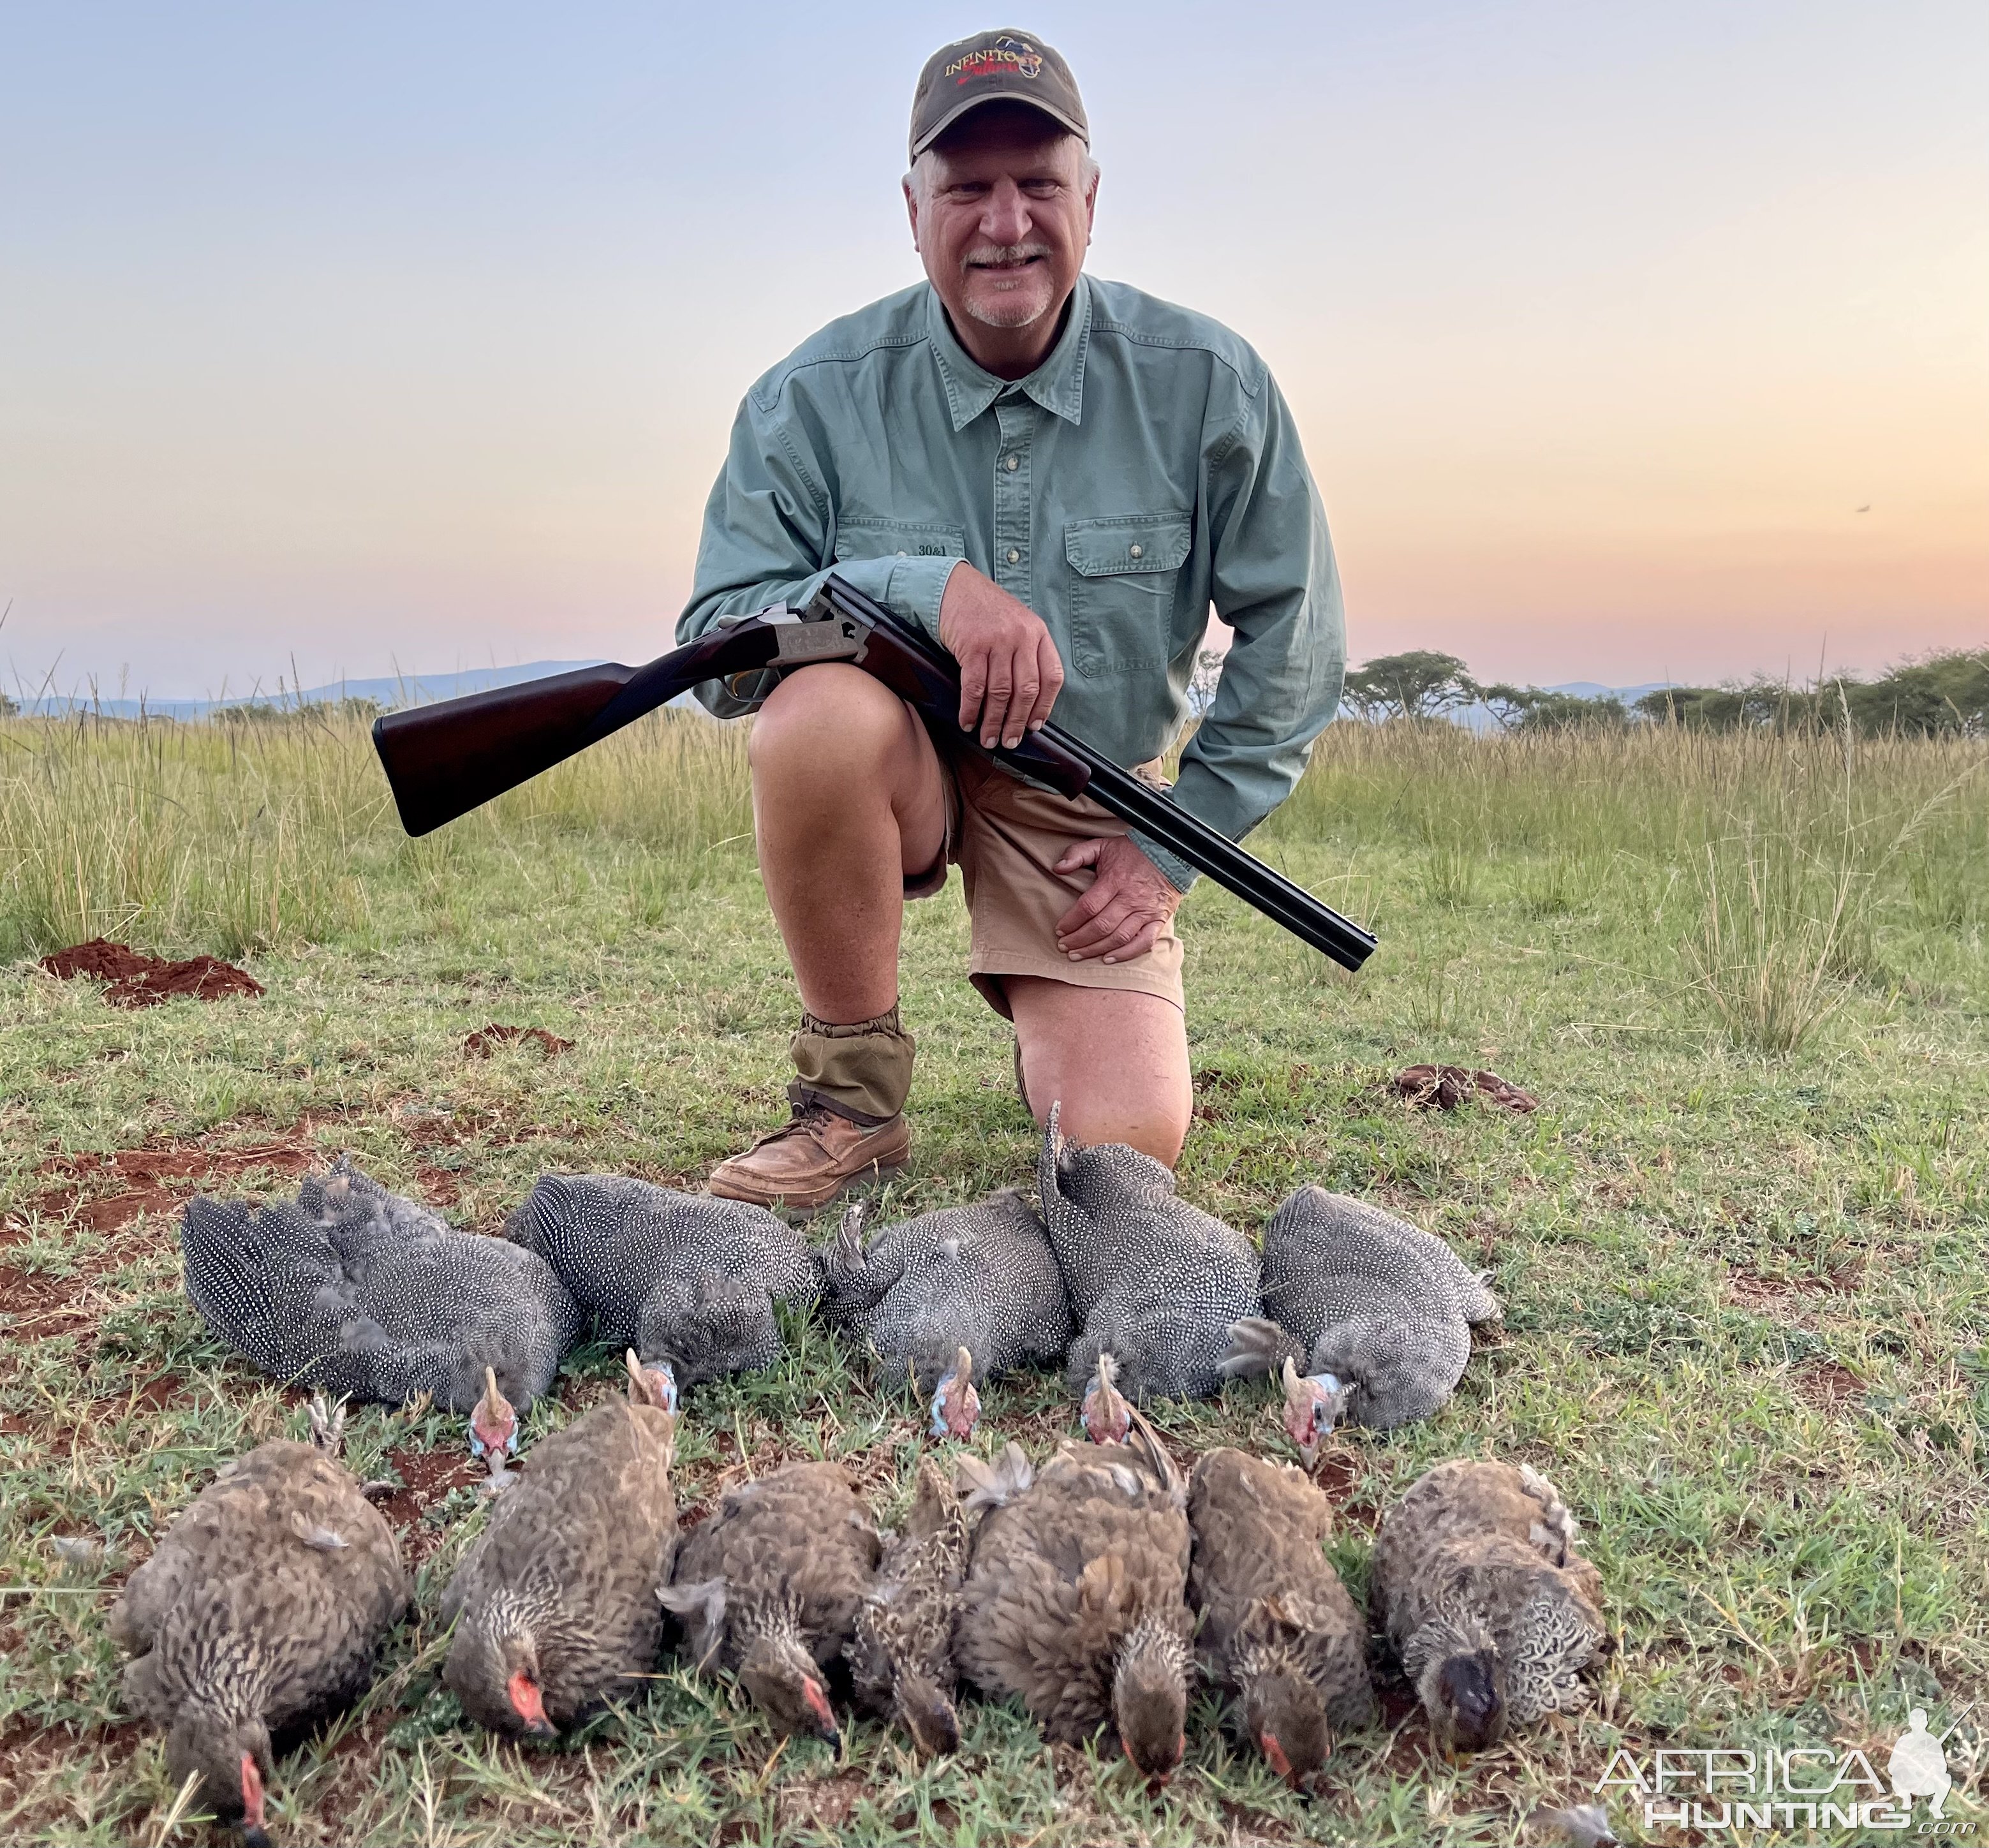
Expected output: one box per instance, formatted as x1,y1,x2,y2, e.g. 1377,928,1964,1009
947,35,1044,86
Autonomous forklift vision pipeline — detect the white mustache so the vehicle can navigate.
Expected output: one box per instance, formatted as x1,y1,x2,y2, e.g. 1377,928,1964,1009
963,242,1051,270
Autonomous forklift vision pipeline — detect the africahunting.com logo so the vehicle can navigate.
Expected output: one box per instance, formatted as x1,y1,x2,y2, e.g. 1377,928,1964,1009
1597,1707,1976,1836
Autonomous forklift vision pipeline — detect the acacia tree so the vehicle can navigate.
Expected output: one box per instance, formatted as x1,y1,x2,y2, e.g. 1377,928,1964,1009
1340,651,1479,722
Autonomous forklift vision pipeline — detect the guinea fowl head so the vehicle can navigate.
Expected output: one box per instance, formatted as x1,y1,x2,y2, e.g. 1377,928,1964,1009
1425,1645,1507,1754
1280,1357,1349,1466
623,1347,680,1417
1081,1351,1132,1445
928,1346,979,1440
165,1711,273,1842
468,1368,518,1464
739,1612,840,1747
1112,1611,1189,1785
448,1597,557,1738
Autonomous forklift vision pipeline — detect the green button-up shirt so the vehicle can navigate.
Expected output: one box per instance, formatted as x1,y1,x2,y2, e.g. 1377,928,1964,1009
679,274,1344,888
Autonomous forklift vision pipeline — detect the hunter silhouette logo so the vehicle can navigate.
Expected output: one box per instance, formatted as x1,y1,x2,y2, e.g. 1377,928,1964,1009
1889,1709,1955,1819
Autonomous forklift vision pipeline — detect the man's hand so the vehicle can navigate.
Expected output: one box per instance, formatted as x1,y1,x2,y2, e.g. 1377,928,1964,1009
937,564,1065,750
1053,836,1183,965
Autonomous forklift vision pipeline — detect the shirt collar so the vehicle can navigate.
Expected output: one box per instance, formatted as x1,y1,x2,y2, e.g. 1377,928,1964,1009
926,274,1091,431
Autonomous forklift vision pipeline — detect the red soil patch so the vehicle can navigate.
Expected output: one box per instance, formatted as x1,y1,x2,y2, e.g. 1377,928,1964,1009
1792,1360,1866,1414
1391,1064,1539,1113
464,1023,572,1059
33,1135,320,1234
375,1444,487,1565
39,938,263,1009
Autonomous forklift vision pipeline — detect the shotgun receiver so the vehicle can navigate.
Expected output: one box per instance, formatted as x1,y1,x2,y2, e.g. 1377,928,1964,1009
371,574,1377,970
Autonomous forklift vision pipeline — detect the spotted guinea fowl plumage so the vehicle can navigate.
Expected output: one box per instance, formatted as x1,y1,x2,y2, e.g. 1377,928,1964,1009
110,1400,408,1842
1035,1103,1260,1405
819,1191,1072,1398
846,1456,972,1757
953,1410,1195,1781
182,1157,581,1415
506,1175,815,1389
443,1354,679,1737
661,1460,881,1745
1369,1458,1607,1753
1187,1446,1375,1785
1224,1186,1500,1435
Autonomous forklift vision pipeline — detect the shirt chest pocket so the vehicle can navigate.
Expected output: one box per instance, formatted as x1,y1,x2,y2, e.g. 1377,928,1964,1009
1065,513,1194,677
833,519,967,564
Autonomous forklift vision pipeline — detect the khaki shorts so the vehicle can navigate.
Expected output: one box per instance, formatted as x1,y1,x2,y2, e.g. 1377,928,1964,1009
906,742,1187,1021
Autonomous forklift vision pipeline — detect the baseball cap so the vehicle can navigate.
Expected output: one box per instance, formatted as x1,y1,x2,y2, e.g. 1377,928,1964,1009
908,29,1088,165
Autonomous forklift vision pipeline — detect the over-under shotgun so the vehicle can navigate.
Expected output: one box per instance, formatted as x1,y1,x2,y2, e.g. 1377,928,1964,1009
371,575,1377,971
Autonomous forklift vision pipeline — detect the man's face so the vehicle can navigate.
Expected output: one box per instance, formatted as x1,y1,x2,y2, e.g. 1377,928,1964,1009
906,104,1097,339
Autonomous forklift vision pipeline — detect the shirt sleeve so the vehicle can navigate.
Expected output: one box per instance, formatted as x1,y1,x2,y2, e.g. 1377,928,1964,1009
1129,367,1345,891
676,385,959,716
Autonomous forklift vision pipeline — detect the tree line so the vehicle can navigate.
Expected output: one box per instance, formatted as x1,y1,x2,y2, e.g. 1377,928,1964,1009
1333,647,1989,737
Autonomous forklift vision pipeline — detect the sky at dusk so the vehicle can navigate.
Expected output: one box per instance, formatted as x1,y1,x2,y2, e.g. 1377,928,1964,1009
3,1,1985,702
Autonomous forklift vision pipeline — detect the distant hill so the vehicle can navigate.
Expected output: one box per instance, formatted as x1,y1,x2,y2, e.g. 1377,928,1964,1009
18,662,604,720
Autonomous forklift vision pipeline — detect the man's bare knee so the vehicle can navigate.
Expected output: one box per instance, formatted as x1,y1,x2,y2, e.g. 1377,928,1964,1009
750,663,907,781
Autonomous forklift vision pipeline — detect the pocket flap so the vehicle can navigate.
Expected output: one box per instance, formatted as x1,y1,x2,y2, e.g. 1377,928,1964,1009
834,521,966,562
1065,514,1192,577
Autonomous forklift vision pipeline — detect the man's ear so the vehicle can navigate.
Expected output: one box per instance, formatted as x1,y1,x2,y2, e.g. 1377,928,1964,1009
1083,162,1100,246
904,175,922,251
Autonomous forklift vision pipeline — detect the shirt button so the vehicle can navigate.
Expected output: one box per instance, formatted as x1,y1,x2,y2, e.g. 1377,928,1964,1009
1004,454,1020,471
1007,547,1021,565
1129,543,1143,559
896,550,907,557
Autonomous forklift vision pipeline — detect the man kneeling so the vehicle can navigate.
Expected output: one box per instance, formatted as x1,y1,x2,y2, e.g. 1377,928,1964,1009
679,28,1345,1208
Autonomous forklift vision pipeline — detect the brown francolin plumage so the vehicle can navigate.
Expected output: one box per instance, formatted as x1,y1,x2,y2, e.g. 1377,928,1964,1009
1187,1447,1376,1785
953,1414,1194,1784
110,1398,408,1845
1369,1458,1608,1752
442,1352,679,1737
847,1455,972,1757
661,1459,882,1747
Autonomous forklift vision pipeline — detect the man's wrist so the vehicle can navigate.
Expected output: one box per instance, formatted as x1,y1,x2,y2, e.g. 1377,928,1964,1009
1128,829,1197,894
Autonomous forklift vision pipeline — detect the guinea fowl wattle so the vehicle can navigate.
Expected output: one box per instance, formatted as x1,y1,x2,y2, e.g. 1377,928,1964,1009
661,1459,881,1745
1224,1186,1500,1447
110,1398,408,1845
506,1174,815,1390
820,1190,1072,1436
1186,1446,1375,1786
1370,1458,1608,1752
181,1158,580,1417
1035,1104,1260,1408
442,1352,680,1737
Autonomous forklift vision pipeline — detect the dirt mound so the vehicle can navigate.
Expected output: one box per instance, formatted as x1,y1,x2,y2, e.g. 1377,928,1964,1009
464,1023,572,1058
39,939,263,1009
1392,1063,1539,1113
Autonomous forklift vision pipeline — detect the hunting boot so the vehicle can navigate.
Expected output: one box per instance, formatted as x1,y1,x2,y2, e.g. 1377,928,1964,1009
707,1007,913,1211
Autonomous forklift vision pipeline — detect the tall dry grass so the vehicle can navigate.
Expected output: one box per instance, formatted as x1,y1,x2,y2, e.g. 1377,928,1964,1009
3,705,1981,1051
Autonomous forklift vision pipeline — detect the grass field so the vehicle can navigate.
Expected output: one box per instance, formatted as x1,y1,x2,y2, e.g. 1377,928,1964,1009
1,707,1985,1846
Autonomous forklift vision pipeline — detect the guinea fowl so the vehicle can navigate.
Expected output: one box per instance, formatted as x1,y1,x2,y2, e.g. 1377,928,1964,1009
110,1398,408,1845
820,1191,1071,1435
1369,1459,1607,1753
182,1158,580,1418
954,1412,1194,1783
1036,1104,1259,1407
1186,1447,1375,1787
506,1175,815,1391
847,1456,971,1757
1224,1186,1500,1449
443,1352,679,1738
660,1459,881,1745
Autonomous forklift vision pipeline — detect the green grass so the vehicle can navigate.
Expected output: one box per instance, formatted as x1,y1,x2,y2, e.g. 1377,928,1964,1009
1,710,1985,1845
